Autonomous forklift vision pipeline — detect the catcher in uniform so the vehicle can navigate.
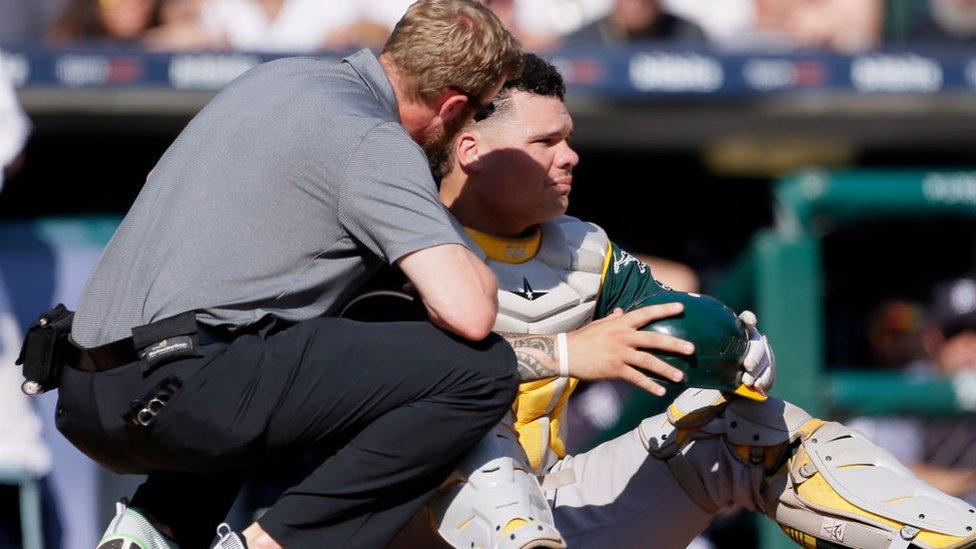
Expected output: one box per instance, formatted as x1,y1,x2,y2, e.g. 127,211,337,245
381,54,976,549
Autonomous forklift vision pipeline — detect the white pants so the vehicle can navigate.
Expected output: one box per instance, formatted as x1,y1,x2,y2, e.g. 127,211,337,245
547,426,757,549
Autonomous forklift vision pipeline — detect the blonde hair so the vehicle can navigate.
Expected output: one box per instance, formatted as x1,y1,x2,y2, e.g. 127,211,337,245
383,0,523,102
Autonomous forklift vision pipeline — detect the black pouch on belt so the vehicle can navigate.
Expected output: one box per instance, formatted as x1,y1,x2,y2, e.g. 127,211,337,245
16,303,75,395
132,311,204,373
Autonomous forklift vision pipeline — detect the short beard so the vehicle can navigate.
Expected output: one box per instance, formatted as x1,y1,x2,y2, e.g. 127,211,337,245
421,126,447,163
422,107,473,163
428,146,452,181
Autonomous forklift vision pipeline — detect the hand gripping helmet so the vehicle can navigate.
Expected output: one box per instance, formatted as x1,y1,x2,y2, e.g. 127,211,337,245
628,291,766,401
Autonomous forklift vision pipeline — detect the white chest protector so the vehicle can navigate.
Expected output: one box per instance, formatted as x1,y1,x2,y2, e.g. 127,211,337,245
480,216,610,335
464,216,611,474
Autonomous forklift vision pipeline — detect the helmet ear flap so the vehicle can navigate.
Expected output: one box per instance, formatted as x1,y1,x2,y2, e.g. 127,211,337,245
629,291,750,397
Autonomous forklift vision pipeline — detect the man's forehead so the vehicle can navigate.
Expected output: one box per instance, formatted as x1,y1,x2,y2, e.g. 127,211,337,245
495,90,572,133
509,90,568,114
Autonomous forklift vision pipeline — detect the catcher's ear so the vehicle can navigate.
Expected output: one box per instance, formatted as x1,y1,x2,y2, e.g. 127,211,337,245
456,133,482,172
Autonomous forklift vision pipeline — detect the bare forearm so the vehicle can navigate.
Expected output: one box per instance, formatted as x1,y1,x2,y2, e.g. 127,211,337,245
398,244,498,340
499,333,559,381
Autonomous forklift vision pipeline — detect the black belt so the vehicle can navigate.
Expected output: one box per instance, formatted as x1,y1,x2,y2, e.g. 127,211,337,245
72,322,234,373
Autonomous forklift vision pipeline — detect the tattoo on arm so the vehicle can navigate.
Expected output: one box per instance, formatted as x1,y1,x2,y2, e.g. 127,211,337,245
514,349,556,381
499,333,559,381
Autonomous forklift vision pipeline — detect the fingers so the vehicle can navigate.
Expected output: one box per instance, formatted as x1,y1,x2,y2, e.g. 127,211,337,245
629,330,694,356
588,307,626,326
755,369,770,389
742,339,763,372
761,363,776,389
619,365,667,396
741,371,756,386
738,309,758,328
741,334,776,391
624,349,684,382
739,312,776,390
755,338,776,390
623,302,684,328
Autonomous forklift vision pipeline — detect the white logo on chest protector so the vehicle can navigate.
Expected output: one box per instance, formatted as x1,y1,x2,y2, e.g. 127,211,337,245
510,277,548,301
820,518,846,542
612,250,647,275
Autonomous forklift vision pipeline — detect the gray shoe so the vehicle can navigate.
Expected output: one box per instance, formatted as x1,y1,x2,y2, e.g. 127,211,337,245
97,499,179,549
212,524,247,549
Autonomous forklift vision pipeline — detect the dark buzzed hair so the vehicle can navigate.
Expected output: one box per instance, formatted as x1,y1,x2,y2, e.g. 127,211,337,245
433,53,565,179
475,53,565,121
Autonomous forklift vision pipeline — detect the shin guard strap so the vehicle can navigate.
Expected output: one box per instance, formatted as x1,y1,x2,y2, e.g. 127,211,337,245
666,453,720,513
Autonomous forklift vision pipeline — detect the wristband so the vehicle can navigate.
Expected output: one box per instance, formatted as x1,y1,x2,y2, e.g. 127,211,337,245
557,332,569,378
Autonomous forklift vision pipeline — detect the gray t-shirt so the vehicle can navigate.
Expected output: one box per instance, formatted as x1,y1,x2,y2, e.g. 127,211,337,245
72,49,466,347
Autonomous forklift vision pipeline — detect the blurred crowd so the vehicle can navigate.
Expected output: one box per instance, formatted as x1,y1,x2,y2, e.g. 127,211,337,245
852,277,976,504
0,0,974,54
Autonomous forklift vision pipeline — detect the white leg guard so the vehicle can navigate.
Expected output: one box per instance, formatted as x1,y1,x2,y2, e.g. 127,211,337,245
428,425,566,549
769,419,976,549
641,389,976,549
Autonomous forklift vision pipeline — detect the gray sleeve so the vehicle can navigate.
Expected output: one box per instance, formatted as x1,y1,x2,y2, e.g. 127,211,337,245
338,122,467,263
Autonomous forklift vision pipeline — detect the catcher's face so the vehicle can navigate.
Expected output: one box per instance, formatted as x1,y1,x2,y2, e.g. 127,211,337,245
470,91,578,230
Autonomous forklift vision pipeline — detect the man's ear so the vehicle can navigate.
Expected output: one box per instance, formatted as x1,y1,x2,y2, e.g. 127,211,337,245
455,133,482,173
436,91,470,122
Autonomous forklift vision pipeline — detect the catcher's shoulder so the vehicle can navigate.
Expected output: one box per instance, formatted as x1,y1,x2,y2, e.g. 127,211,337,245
553,215,609,244
549,215,610,273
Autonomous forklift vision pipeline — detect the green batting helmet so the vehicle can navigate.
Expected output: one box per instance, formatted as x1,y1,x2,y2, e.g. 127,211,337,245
629,291,766,401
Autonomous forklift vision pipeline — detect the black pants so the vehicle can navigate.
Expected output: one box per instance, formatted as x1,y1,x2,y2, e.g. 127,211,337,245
56,318,518,548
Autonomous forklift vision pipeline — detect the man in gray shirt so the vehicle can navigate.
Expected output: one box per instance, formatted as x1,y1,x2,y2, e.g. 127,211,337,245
60,2,525,548
71,50,474,346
